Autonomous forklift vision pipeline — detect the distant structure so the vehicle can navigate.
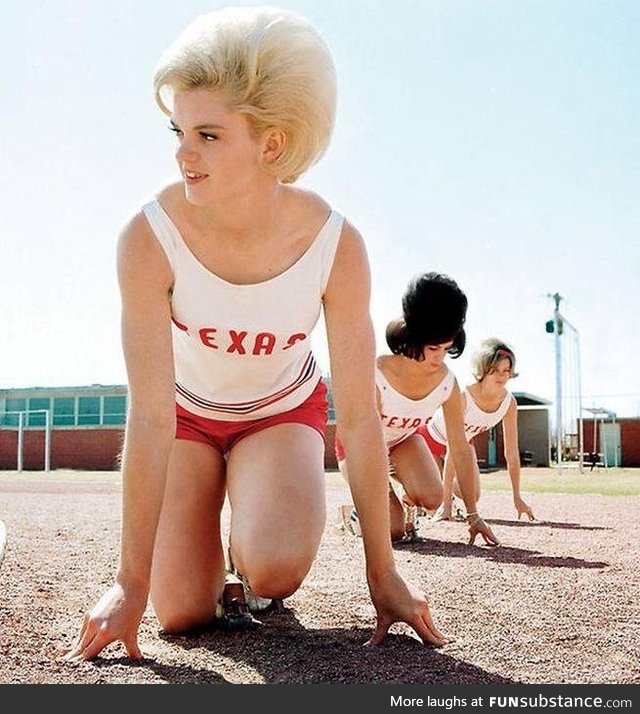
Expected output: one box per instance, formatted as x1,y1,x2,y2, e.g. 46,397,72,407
2,382,638,471
581,406,622,468
0,385,126,471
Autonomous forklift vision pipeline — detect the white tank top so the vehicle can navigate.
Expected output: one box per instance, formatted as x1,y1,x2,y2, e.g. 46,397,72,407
142,199,343,421
427,387,512,445
377,366,455,449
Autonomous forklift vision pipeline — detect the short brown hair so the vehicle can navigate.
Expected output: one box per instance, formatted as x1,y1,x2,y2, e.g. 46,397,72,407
471,338,518,381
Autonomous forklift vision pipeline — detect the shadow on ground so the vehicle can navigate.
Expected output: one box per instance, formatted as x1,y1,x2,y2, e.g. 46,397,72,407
394,538,609,570
94,611,520,684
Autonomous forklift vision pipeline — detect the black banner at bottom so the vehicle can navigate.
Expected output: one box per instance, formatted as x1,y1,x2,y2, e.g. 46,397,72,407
1,683,638,712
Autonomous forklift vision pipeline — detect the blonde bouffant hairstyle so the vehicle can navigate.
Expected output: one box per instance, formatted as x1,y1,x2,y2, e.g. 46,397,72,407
152,6,337,184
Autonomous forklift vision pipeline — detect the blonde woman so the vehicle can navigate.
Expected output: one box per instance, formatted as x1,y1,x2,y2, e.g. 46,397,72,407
422,338,535,521
67,6,446,661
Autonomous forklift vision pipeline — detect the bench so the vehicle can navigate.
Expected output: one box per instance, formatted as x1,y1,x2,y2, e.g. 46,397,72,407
520,450,535,466
582,452,605,469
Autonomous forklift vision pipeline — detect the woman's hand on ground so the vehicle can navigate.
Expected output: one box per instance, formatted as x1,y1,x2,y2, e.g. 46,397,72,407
365,568,449,648
467,513,500,546
64,582,147,662
515,497,535,521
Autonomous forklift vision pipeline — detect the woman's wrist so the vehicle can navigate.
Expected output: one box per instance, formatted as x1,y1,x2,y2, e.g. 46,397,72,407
116,563,151,593
466,512,483,526
366,554,398,585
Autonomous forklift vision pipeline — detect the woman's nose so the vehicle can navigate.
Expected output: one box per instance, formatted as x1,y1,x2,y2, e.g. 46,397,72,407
176,140,199,163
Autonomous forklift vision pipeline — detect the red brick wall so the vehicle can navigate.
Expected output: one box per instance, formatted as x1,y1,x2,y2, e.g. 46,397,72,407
0,429,124,471
582,420,597,453
0,431,18,469
9,415,627,471
582,418,640,467
324,422,338,470
473,432,490,463
621,420,640,466
3,425,337,472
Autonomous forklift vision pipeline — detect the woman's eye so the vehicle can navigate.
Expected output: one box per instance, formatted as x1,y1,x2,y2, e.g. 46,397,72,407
201,133,218,141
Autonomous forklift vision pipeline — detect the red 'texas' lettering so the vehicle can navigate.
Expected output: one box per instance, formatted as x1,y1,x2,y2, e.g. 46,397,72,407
227,330,248,354
252,333,276,355
199,328,218,349
179,322,307,355
380,415,424,430
283,333,306,350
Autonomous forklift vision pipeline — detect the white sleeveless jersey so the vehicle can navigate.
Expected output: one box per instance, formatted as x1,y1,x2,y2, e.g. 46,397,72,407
427,387,512,445
377,366,455,449
142,199,343,421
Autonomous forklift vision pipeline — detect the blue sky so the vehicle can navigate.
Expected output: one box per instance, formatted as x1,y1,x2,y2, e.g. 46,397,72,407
2,0,639,420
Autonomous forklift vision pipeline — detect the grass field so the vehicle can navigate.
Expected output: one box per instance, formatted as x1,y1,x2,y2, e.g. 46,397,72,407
2,466,640,497
325,466,640,497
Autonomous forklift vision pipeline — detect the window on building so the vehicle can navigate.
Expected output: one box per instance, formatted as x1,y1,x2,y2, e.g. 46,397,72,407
78,397,100,425
325,382,336,422
103,395,127,425
28,398,51,426
53,398,75,426
3,398,26,426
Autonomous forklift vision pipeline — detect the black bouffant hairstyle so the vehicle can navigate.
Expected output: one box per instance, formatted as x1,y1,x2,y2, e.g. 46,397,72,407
386,272,467,361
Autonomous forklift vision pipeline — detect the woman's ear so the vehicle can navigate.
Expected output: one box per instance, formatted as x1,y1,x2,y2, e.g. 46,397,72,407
262,128,287,165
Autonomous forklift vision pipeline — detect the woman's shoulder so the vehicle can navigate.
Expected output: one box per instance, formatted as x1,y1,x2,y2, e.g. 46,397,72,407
285,187,358,238
285,185,331,212
154,181,187,212
377,353,391,367
117,189,178,268
465,382,479,398
119,209,154,245
122,181,184,228
438,367,457,398
374,355,404,392
441,365,456,385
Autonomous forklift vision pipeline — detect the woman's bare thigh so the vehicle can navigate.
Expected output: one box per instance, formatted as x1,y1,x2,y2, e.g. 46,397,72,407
150,438,227,630
225,422,326,598
390,433,444,510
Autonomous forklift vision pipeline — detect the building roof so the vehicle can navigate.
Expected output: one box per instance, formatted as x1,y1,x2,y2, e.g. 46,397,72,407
0,384,127,398
583,406,617,419
512,392,552,406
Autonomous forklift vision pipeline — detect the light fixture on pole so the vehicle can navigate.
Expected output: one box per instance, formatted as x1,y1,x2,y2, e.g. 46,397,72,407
545,293,583,472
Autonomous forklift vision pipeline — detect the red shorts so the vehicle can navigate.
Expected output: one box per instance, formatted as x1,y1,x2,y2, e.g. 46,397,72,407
176,379,328,455
416,425,447,459
335,431,409,463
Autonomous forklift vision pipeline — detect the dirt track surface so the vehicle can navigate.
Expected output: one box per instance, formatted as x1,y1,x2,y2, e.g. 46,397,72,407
1,471,639,685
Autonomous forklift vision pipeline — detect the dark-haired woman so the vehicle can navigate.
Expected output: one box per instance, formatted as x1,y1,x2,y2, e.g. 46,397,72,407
336,272,500,546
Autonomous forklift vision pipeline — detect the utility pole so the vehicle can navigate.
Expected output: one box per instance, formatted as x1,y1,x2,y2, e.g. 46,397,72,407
545,293,583,473
546,292,563,471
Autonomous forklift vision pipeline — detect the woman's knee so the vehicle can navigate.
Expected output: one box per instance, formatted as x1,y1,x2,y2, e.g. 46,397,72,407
406,481,443,511
233,542,317,599
153,597,217,634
